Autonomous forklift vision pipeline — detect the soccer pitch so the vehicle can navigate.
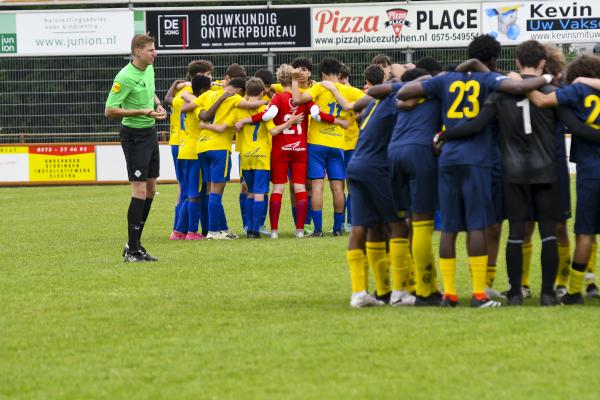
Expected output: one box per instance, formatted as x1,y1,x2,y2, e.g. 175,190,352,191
1,184,599,399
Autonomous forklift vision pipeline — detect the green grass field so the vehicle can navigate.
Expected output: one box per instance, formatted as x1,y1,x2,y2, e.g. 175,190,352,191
1,183,600,399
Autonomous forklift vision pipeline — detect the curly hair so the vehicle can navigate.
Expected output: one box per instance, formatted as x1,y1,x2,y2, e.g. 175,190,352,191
276,64,293,86
291,57,313,72
401,67,429,82
516,40,547,68
416,57,443,76
467,34,501,65
565,55,600,84
543,44,566,78
318,57,342,77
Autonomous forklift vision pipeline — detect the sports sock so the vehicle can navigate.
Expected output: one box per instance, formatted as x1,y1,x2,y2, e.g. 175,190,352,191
187,198,201,233
138,197,154,244
175,200,189,233
333,212,345,232
219,203,228,231
173,203,181,230
586,243,597,284
541,236,559,295
291,207,297,226
366,241,390,296
305,195,312,225
486,265,497,288
412,220,434,296
313,210,323,233
390,238,410,292
556,242,571,286
346,193,352,224
429,261,439,293
506,240,523,296
208,193,222,232
260,194,269,227
269,192,283,230
363,254,370,290
295,192,308,230
521,242,533,287
470,255,488,296
439,258,457,296
408,252,417,293
127,197,145,252
568,262,587,295
239,193,248,228
252,200,264,233
245,197,254,232
347,249,367,293
200,191,209,235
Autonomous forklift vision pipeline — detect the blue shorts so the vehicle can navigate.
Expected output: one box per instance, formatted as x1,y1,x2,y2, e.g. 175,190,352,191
491,174,505,224
171,145,181,182
575,177,600,235
199,150,231,183
389,144,437,214
307,144,345,180
242,169,270,194
344,149,354,169
348,171,398,228
438,165,494,232
179,159,202,198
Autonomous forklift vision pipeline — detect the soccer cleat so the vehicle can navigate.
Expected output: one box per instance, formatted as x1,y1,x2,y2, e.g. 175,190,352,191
270,230,279,239
374,291,392,305
584,272,596,285
430,291,443,303
206,231,222,240
169,230,186,240
259,225,271,236
332,230,343,237
139,246,158,262
440,295,459,307
415,294,441,307
309,231,324,238
247,231,261,239
185,232,204,241
506,294,523,306
555,285,568,298
123,250,146,263
220,230,239,239
350,292,385,308
522,285,532,299
295,229,304,238
485,287,507,300
242,225,248,235
561,292,584,305
540,292,560,306
585,283,600,298
471,295,502,308
303,224,314,235
390,291,416,306
343,222,352,233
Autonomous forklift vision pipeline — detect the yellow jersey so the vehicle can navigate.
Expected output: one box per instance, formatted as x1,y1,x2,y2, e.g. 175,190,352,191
179,99,202,160
195,91,243,153
343,112,360,151
169,86,192,146
307,82,365,149
225,106,270,171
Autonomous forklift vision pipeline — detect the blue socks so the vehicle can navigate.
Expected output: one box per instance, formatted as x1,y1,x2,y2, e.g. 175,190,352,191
253,200,264,233
313,210,323,233
245,196,254,232
333,212,345,232
208,193,222,232
188,198,201,233
175,200,189,233
305,195,312,225
239,193,248,228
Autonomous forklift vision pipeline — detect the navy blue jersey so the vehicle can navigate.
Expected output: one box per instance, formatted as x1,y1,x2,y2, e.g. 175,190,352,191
347,82,401,175
556,83,600,179
422,71,507,167
389,98,442,150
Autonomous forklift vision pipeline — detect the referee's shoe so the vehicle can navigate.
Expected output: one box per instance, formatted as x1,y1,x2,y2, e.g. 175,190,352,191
122,244,158,262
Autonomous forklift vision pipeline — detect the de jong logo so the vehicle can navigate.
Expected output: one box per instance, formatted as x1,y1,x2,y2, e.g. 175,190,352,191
157,15,189,48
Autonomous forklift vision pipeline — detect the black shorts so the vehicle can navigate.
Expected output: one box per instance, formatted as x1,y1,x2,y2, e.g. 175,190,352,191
120,125,160,181
347,172,399,228
504,181,561,224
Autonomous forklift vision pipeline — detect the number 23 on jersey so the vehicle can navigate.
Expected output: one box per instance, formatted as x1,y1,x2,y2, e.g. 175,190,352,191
447,80,480,119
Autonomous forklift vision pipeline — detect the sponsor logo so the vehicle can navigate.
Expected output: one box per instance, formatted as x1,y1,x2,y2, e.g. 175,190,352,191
485,4,522,40
0,34,17,54
385,8,410,37
314,9,379,34
281,141,306,152
157,15,189,48
111,82,121,93
134,170,142,178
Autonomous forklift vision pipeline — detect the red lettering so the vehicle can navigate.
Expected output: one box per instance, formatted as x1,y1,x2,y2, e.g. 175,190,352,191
315,9,380,33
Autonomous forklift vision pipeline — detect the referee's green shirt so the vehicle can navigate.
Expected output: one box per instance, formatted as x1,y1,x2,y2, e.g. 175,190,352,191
105,63,156,129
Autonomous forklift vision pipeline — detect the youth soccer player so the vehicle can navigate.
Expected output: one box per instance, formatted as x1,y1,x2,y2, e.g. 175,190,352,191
291,58,366,237
525,55,600,304
397,34,550,307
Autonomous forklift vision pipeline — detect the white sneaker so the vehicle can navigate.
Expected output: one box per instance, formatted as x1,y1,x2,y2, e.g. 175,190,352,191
390,290,416,306
555,286,568,298
206,231,221,240
585,272,596,285
259,225,271,235
343,222,352,233
220,230,238,239
270,230,279,239
485,287,507,300
295,229,304,238
522,286,532,298
350,292,384,308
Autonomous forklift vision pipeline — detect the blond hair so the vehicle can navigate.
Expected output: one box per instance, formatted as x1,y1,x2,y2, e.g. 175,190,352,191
276,64,293,86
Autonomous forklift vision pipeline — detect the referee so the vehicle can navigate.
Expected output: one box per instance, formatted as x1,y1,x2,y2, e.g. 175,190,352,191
105,34,166,262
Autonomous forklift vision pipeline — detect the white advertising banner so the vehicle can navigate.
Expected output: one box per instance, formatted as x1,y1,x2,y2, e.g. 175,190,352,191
311,3,481,50
481,1,600,45
13,9,134,56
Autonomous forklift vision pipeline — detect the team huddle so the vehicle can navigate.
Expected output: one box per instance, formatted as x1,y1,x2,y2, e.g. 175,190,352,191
110,33,600,308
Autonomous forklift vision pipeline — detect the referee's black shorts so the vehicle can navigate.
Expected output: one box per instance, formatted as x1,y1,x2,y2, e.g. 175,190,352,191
120,125,160,181
504,181,561,223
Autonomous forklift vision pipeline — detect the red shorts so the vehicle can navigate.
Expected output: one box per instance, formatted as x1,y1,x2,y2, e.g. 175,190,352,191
271,152,307,185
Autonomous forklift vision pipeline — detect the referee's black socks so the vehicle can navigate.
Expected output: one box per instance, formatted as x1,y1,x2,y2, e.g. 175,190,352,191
138,197,154,244
127,197,146,252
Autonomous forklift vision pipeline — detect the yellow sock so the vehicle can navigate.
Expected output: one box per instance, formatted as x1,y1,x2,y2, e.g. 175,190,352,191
363,256,370,291
347,249,366,293
486,265,497,288
407,253,417,293
390,238,410,291
412,220,434,297
470,255,488,295
439,258,457,296
366,242,390,296
568,269,585,295
585,243,597,285
522,242,533,287
430,264,440,294
556,242,571,287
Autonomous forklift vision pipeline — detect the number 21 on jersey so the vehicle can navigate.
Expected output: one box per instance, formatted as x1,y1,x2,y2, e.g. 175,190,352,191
283,113,302,135
447,80,480,119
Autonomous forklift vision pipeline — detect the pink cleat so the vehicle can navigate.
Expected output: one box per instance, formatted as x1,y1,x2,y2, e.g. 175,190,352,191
185,232,205,240
169,231,186,240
